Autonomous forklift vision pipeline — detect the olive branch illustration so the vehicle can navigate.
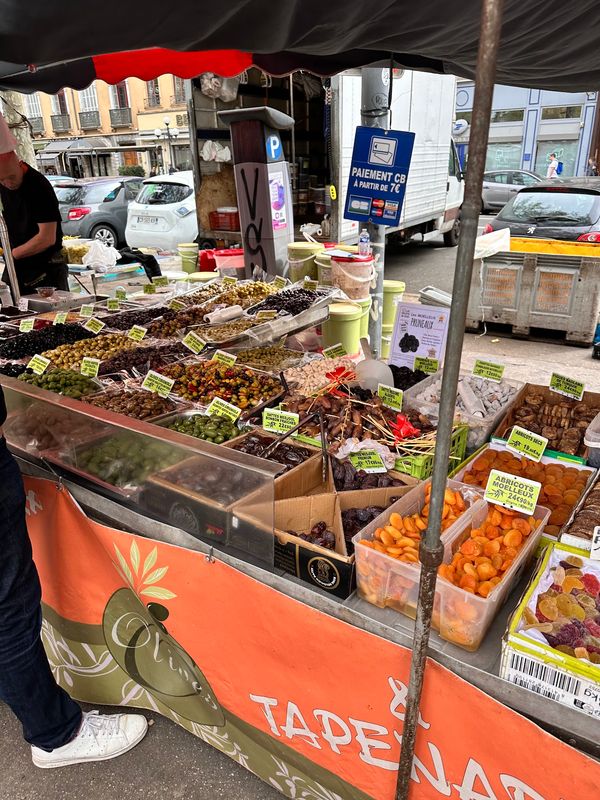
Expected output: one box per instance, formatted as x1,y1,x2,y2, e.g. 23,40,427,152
112,541,177,601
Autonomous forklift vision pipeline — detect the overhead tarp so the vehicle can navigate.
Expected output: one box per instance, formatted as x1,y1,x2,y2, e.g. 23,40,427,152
0,0,599,92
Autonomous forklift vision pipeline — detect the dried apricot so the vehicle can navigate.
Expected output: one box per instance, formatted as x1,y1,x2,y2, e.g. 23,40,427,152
389,513,404,530
539,597,559,621
477,562,498,581
503,530,523,548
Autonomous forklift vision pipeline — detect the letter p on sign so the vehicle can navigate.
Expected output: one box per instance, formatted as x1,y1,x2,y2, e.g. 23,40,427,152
267,134,282,161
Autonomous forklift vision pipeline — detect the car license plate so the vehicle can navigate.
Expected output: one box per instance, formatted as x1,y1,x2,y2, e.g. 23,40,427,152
138,215,158,225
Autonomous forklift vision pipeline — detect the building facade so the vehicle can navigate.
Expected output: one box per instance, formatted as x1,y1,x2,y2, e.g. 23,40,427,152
22,75,191,177
455,81,597,177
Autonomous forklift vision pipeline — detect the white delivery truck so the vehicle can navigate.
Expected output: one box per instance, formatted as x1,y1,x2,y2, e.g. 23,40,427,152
188,68,463,248
328,70,464,246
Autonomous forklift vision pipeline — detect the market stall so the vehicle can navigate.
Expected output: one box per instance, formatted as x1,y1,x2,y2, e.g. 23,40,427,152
2,1,600,799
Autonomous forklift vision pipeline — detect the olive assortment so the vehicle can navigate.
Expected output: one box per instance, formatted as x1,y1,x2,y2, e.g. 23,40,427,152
248,288,317,317
146,306,216,339
0,363,32,378
98,342,188,375
42,334,138,370
83,389,175,420
18,368,99,399
102,307,167,330
0,323,94,360
166,413,240,443
157,361,282,408
229,433,312,472
77,436,182,488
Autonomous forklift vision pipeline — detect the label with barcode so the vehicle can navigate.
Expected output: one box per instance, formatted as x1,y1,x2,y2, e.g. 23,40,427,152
504,649,600,717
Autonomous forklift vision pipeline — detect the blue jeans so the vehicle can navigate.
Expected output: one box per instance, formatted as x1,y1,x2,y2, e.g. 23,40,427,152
0,439,82,750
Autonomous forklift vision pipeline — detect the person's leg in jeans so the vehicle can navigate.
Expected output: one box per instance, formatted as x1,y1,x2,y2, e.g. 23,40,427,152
0,439,148,768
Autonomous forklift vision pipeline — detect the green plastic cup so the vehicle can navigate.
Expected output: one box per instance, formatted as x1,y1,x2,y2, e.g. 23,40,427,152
383,279,406,327
322,302,363,356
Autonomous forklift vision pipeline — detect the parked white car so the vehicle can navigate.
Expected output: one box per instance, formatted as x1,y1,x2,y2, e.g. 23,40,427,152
125,171,198,251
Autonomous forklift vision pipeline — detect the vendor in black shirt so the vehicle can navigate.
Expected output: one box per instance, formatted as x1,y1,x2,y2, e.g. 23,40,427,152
0,151,68,294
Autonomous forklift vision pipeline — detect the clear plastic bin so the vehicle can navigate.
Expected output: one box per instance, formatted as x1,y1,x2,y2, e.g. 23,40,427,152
584,409,600,468
403,369,523,453
353,480,485,614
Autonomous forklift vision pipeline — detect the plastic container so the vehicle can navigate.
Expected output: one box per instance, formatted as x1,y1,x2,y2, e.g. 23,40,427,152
331,253,375,300
394,424,469,480
381,334,391,360
356,296,372,339
208,207,240,232
187,271,218,283
199,249,217,272
322,302,362,355
353,480,486,612
178,243,199,274
383,279,406,327
584,410,600,468
287,241,324,283
213,248,245,277
315,253,332,286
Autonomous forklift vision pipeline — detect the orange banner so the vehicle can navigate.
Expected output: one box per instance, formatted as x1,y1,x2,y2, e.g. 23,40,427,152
25,476,598,800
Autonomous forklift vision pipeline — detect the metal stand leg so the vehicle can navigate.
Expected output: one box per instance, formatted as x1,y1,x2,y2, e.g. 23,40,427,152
0,213,20,304
394,2,505,797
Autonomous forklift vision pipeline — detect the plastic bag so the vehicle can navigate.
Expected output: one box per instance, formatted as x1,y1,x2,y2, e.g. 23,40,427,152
82,240,120,272
474,227,510,260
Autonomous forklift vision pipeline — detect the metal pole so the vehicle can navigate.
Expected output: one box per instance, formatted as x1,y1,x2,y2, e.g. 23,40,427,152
289,76,296,191
0,213,21,303
361,68,389,358
394,1,505,797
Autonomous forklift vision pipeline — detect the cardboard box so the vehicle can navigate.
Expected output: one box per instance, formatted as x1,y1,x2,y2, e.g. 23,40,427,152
501,542,600,718
492,382,600,462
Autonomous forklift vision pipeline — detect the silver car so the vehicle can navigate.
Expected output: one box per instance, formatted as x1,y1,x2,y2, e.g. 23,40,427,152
481,169,542,212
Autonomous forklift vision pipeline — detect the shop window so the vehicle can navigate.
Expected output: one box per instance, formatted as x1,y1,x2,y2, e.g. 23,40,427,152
490,109,524,123
541,106,582,120
485,143,522,171
534,141,578,177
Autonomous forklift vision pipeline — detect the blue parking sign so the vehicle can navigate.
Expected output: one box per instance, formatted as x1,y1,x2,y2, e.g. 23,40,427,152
344,127,415,226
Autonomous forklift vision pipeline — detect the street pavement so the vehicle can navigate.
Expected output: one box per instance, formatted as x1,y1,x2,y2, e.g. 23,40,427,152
1,214,599,799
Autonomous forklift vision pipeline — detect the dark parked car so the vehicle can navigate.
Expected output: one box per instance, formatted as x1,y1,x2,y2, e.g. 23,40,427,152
55,177,144,247
481,169,542,212
483,178,600,242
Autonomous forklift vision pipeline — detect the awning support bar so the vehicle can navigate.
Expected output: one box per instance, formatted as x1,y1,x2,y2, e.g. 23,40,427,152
394,1,505,797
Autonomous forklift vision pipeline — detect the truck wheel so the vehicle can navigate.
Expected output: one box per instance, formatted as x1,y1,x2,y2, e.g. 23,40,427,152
443,217,460,247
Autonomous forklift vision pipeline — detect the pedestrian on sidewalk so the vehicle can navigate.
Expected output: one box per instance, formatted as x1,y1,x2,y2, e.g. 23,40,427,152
546,153,559,179
0,114,148,769
585,157,598,177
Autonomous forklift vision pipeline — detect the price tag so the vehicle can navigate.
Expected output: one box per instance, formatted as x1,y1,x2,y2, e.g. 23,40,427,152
550,372,585,401
222,275,238,287
83,317,106,334
591,527,600,561
128,325,147,342
169,299,185,311
182,330,206,354
19,318,34,332
506,425,548,463
323,342,348,359
79,304,94,318
378,383,404,412
303,277,318,291
206,396,242,422
273,276,287,290
472,359,505,382
153,276,169,287
53,311,68,325
26,354,51,375
107,299,120,311
141,369,175,398
115,287,127,301
413,356,439,374
291,432,322,447
484,469,541,516
80,357,101,378
263,408,299,434
211,350,237,366
143,283,156,295
348,450,387,474
256,309,278,321
18,298,29,312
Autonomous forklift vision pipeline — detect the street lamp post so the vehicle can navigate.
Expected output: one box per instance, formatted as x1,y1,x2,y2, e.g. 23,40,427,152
154,118,179,173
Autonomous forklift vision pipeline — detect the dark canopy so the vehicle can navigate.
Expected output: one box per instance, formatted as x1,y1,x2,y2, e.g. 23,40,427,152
0,0,599,91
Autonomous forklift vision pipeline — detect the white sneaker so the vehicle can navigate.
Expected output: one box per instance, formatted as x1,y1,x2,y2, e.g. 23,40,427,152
31,710,148,769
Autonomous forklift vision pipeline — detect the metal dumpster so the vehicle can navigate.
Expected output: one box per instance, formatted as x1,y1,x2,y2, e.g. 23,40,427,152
466,238,600,344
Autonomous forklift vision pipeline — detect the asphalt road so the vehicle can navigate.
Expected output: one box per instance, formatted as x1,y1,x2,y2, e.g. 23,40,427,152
384,214,494,294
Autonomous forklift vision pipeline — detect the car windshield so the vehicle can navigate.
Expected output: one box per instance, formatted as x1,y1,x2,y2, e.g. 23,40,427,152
497,190,600,225
56,182,121,205
136,182,192,205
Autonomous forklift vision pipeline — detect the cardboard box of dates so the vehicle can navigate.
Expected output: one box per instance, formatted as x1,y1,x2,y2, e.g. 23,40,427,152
493,383,600,461
501,542,600,719
234,485,416,599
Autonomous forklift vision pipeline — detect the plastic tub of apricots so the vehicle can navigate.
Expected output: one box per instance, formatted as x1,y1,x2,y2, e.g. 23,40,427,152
352,480,485,614
434,501,551,651
453,442,595,540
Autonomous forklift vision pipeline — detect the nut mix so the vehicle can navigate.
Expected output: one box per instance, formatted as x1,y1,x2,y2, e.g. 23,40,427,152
83,389,175,420
146,306,216,339
202,282,276,314
0,323,94,360
157,361,282,408
229,433,312,471
503,392,599,456
42,333,138,369
233,345,304,371
195,319,260,343
18,368,98,399
283,357,356,395
176,283,224,307
461,448,593,537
